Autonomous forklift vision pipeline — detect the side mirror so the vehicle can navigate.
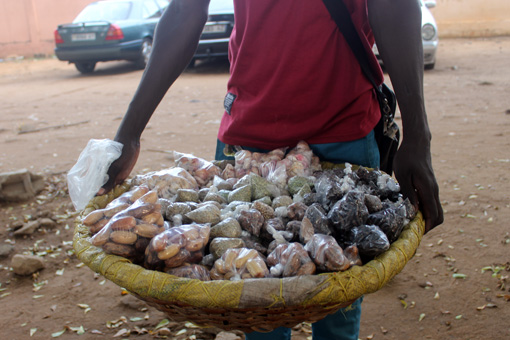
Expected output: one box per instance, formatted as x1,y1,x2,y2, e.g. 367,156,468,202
424,0,436,9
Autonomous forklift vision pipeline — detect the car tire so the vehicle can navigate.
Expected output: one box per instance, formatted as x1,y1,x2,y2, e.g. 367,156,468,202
75,62,96,74
187,58,196,69
425,62,435,70
134,38,152,69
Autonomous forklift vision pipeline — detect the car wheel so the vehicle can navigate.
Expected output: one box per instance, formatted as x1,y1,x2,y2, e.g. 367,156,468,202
425,62,435,70
135,38,153,69
187,58,196,69
75,62,96,74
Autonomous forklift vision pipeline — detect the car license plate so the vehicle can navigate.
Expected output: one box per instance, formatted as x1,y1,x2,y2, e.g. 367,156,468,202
71,33,96,41
203,24,227,34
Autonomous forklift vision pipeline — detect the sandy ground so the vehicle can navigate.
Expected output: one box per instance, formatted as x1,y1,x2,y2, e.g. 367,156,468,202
0,37,509,340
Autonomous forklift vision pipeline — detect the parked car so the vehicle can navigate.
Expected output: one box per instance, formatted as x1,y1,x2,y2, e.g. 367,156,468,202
54,0,169,74
191,0,234,66
373,0,439,69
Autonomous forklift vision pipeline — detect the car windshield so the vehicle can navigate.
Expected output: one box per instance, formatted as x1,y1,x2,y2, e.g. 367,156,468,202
73,1,133,23
156,0,169,10
208,0,234,12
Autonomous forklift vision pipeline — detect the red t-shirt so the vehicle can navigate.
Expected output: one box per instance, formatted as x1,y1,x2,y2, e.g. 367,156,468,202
217,0,384,150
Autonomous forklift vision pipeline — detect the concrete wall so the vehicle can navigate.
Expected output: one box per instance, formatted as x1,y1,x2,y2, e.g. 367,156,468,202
0,0,94,59
433,0,510,37
0,0,510,59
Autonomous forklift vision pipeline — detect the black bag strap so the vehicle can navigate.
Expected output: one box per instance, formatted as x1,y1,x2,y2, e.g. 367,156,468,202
321,0,383,98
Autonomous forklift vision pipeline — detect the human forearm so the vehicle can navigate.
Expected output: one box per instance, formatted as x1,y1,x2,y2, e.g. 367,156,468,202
368,0,443,232
115,0,210,143
367,0,430,144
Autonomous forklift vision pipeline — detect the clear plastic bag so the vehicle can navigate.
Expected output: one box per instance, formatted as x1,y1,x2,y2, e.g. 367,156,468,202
67,139,123,211
173,152,222,187
349,224,390,258
210,247,269,280
90,189,167,263
131,167,199,199
304,234,351,272
144,223,211,271
267,243,316,277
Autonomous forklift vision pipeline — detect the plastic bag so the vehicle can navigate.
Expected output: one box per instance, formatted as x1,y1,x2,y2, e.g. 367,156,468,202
234,148,286,179
144,223,211,271
304,234,351,272
349,224,390,258
131,167,199,199
174,152,222,187
82,185,150,234
267,243,316,277
210,248,269,280
166,264,211,281
327,190,369,235
90,189,167,263
366,204,407,243
67,139,123,211
280,140,321,178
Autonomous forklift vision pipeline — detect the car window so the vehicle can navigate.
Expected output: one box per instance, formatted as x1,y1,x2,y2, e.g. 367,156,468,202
143,0,162,19
156,0,169,10
73,1,133,22
208,0,234,12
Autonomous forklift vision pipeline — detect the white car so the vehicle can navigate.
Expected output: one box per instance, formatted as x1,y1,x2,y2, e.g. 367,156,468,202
373,0,439,70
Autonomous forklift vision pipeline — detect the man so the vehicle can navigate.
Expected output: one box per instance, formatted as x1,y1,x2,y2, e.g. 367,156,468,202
99,0,443,338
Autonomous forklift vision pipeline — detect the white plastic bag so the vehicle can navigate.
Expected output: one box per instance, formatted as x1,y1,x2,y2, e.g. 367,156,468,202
67,139,123,211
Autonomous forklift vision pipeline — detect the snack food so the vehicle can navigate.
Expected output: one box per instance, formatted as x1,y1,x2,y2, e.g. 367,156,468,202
90,190,166,261
144,223,211,270
210,248,269,280
267,243,316,277
85,141,416,280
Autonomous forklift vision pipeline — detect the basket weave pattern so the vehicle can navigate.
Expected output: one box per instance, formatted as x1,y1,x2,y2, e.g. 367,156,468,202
73,182,425,332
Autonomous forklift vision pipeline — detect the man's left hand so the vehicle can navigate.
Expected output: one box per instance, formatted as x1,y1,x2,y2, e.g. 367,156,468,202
393,141,444,234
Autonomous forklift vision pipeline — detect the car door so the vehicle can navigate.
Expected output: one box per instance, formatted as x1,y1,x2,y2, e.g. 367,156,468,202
141,0,165,37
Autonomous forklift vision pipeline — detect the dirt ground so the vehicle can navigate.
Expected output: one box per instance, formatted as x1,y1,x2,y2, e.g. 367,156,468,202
0,37,509,340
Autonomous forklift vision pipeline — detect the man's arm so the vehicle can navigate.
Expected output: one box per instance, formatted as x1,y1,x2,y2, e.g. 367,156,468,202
99,0,210,194
367,0,443,233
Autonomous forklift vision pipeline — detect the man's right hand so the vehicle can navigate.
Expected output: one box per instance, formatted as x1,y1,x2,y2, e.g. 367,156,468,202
98,139,140,195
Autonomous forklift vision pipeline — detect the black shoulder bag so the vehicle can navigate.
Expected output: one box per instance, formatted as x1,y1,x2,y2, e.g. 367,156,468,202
321,0,400,175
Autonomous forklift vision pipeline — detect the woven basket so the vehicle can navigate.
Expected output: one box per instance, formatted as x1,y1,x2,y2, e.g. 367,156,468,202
73,181,425,333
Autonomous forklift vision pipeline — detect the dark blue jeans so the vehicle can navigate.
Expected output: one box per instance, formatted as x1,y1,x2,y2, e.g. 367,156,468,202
214,132,380,339
245,297,363,340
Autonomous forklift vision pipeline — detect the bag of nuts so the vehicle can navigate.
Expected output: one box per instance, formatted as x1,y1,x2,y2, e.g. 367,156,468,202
210,248,269,281
90,189,167,262
144,223,211,271
174,152,222,187
82,185,150,234
304,234,351,272
267,243,316,277
166,264,211,281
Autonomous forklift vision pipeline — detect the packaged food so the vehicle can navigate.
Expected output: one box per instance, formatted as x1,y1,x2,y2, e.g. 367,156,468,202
144,223,211,270
328,190,369,235
237,208,265,237
349,224,390,258
131,167,199,199
166,264,211,281
366,204,407,243
210,248,269,280
174,152,222,187
82,185,150,234
267,243,316,277
304,234,350,272
90,190,167,262
303,203,331,235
